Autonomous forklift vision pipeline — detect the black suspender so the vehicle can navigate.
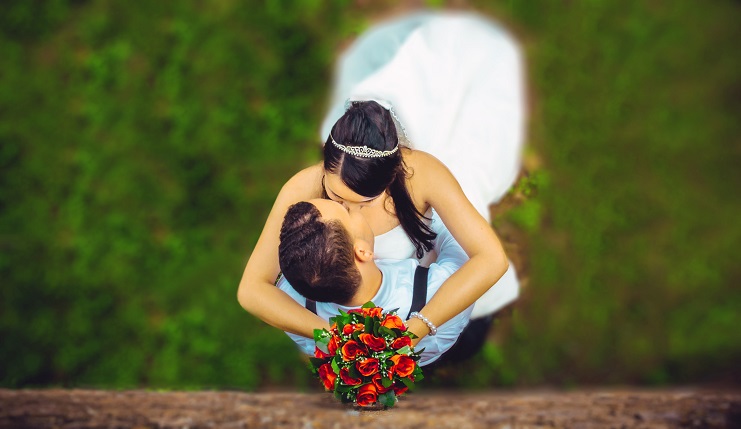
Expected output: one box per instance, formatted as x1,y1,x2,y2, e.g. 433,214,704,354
305,265,429,319
306,298,317,315
407,265,429,319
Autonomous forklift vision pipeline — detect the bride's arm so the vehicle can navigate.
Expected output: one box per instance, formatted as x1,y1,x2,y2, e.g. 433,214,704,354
405,151,509,343
237,165,331,337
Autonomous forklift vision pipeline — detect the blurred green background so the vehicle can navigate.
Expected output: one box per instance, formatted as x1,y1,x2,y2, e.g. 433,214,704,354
1,0,739,390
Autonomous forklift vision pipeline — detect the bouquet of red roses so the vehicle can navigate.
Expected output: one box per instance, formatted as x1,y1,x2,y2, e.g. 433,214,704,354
309,302,424,408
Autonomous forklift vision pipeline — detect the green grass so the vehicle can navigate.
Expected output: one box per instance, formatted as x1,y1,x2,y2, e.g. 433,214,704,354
1,0,739,389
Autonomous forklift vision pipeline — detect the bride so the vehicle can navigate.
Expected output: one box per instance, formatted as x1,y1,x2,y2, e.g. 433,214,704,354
238,11,525,345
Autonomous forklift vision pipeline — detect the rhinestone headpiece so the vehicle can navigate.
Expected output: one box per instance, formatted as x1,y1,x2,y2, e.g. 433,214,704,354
330,133,399,158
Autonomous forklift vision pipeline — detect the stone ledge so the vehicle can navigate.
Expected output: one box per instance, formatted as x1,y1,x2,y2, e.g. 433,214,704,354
1,388,739,428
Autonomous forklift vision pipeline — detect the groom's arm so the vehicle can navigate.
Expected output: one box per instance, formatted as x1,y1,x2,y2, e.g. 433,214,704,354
430,212,469,274
417,217,473,365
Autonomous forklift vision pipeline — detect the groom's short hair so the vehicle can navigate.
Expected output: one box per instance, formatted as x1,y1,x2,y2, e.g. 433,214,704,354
278,202,361,305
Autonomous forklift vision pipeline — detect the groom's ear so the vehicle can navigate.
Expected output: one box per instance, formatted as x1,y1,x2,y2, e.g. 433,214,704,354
353,239,374,262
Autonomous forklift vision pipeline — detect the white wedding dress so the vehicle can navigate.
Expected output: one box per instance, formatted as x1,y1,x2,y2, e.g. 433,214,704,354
321,11,526,319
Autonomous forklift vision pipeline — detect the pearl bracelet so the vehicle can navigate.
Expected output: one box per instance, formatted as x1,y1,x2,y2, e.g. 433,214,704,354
408,311,438,336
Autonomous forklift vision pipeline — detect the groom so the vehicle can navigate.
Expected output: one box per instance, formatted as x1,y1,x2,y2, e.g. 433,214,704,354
276,199,473,366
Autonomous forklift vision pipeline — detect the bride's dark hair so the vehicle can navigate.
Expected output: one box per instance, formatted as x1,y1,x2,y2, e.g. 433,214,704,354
323,100,436,258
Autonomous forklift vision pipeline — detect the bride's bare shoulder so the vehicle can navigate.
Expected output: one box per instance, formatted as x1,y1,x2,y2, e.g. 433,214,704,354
280,162,324,199
403,148,451,180
401,148,455,208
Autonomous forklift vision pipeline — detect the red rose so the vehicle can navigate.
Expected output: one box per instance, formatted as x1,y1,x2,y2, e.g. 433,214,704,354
356,383,378,407
356,357,379,376
352,307,382,318
389,355,415,378
391,336,412,349
358,333,386,352
381,314,404,330
371,373,393,393
327,335,340,356
368,307,383,318
393,383,408,395
341,323,365,335
314,347,330,359
341,340,366,361
318,363,337,391
340,367,362,386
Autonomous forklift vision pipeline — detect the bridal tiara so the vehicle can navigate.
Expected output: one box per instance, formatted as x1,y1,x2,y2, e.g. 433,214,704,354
330,133,399,158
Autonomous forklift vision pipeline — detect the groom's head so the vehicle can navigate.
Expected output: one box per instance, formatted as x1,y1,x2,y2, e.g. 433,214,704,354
278,199,374,305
